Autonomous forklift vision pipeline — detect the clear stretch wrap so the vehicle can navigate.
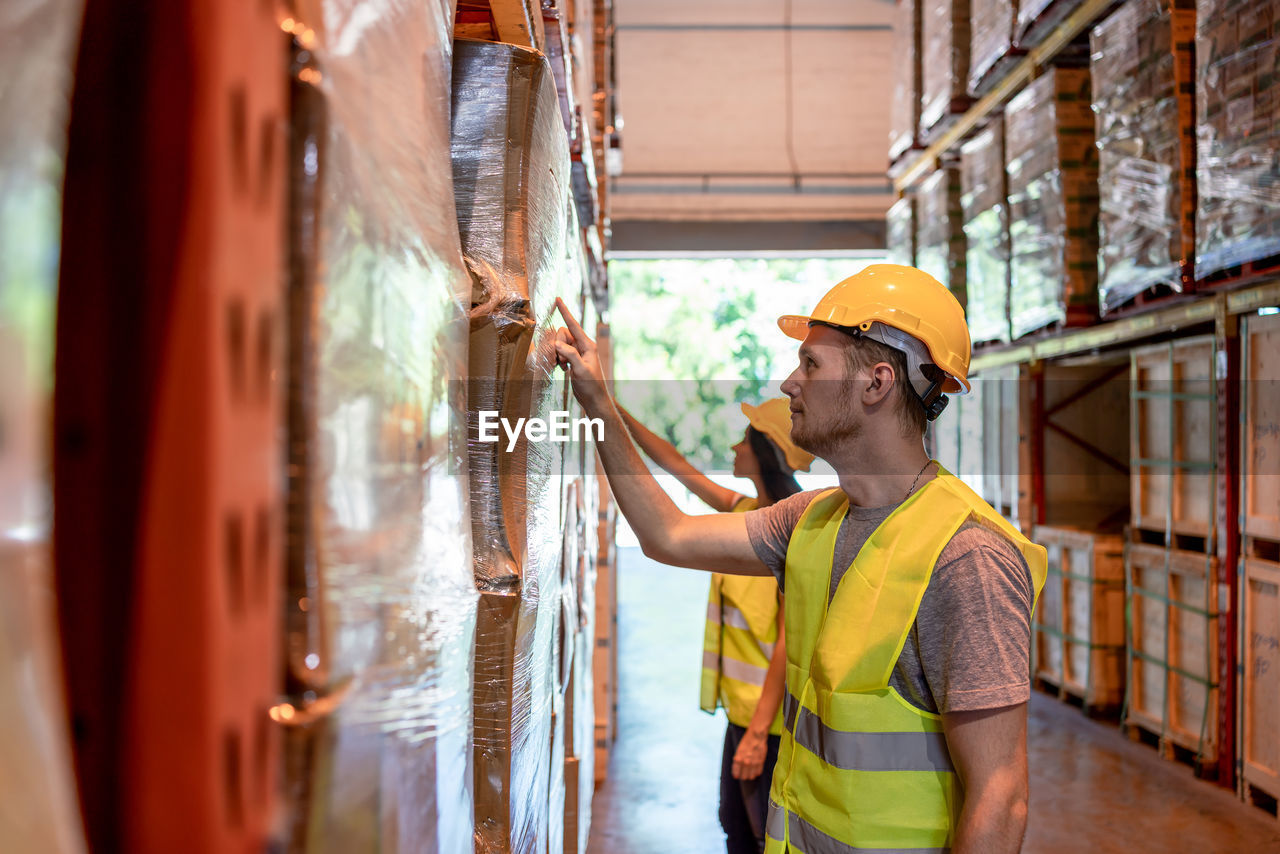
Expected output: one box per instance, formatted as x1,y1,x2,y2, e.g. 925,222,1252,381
283,2,478,852
916,167,968,309
0,1,87,852
969,0,1017,95
890,0,922,161
1092,0,1195,311
1195,0,1280,275
887,196,917,266
921,0,972,134
1005,68,1100,338
961,125,1012,343
452,38,576,854
1017,0,1089,48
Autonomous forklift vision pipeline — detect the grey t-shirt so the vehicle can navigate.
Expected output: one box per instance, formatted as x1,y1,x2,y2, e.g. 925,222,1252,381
745,488,1034,715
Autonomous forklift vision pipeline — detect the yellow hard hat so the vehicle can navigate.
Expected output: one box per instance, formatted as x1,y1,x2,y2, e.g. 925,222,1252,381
777,263,972,394
740,398,815,472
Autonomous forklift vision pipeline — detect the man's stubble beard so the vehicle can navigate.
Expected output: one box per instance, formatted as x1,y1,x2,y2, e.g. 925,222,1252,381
792,377,862,460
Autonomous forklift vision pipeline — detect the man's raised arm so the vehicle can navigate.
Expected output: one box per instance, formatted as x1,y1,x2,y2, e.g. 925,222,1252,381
552,298,769,576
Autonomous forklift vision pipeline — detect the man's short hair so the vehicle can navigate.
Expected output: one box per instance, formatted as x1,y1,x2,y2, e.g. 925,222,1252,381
840,335,928,436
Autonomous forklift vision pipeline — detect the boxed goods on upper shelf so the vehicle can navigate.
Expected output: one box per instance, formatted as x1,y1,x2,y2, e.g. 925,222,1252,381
961,123,1012,343
1091,0,1196,313
1195,0,1280,278
1006,67,1100,337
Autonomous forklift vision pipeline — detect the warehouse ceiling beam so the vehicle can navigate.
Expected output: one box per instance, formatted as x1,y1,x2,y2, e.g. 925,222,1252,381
609,218,887,254
891,0,1115,191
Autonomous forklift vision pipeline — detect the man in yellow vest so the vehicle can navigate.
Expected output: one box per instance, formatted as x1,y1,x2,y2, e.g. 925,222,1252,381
553,264,1047,854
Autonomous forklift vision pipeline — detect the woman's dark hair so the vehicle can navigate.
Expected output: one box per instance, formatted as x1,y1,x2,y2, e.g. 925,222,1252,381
747,425,802,505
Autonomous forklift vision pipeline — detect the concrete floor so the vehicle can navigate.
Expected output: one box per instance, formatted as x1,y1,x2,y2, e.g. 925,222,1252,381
588,547,1280,854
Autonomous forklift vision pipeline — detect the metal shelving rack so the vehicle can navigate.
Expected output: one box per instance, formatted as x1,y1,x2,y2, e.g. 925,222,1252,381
886,0,1280,789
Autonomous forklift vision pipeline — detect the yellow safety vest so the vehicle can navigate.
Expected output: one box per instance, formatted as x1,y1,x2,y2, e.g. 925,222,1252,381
764,470,1047,854
700,497,785,735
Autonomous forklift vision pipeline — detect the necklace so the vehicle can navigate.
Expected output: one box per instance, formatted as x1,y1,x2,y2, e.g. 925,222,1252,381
905,459,932,500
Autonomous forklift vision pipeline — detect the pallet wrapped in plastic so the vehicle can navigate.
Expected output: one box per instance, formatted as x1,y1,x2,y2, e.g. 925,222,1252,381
969,0,1018,95
0,1,87,852
916,166,967,309
452,38,577,854
1195,0,1280,277
282,3,478,852
889,0,922,161
920,0,972,135
1017,0,1089,48
1005,68,1099,338
1092,0,1195,312
961,124,1012,343
887,195,917,266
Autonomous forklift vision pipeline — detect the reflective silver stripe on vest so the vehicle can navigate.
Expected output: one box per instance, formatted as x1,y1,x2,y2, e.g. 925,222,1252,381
782,805,950,853
766,800,786,841
721,603,752,632
792,706,955,773
703,650,768,686
784,692,799,730
706,601,755,633
767,802,950,854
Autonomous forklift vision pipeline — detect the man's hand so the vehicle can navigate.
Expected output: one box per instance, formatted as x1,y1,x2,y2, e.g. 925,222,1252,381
732,727,769,780
552,297,608,410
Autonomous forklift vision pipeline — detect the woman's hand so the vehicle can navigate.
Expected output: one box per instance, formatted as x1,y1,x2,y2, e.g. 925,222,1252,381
732,727,769,780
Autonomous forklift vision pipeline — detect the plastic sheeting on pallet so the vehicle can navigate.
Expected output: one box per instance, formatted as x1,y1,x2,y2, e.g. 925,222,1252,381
1006,68,1099,338
916,166,967,308
282,2,477,852
969,0,1017,95
1016,0,1089,48
886,195,917,266
961,124,1011,343
452,37,579,854
1195,0,1280,276
920,0,971,134
1091,0,1195,312
889,0,922,161
0,1,87,851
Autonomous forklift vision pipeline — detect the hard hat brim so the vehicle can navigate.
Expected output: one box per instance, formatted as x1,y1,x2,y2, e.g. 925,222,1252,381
776,314,970,395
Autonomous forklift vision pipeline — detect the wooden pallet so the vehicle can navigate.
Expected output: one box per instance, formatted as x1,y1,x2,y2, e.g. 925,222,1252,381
1124,715,1216,777
1130,337,1219,542
1198,249,1280,292
969,46,1028,97
1101,278,1194,321
1124,541,1220,768
1241,535,1280,817
1033,527,1126,713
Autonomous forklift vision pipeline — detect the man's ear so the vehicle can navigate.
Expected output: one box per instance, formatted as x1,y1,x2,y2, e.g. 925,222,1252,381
863,362,897,406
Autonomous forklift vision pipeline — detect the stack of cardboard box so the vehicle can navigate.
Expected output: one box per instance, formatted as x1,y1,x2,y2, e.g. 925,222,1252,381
1195,0,1280,276
453,38,577,854
1006,68,1100,337
887,195,917,266
961,124,1012,343
916,166,968,309
921,0,973,137
890,0,923,162
1091,0,1196,312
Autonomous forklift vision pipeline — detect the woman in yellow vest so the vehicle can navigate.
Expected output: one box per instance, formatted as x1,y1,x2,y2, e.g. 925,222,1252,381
619,398,814,854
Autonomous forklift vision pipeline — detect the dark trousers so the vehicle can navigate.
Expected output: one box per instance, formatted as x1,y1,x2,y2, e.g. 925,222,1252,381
719,723,781,854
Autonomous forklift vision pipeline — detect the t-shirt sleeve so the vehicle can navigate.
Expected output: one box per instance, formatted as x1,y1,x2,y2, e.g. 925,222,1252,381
743,489,823,593
916,521,1035,713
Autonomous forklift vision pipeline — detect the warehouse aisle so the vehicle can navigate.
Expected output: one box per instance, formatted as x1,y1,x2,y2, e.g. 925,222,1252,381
589,548,1280,854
